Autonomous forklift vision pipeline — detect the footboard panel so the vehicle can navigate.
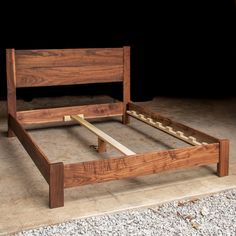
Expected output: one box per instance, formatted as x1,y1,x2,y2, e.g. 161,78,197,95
64,143,219,188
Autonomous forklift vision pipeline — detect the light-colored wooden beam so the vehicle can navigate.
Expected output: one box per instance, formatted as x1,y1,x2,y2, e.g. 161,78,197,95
65,115,136,156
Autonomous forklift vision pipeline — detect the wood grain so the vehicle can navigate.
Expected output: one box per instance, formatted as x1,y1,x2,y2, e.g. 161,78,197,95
128,103,219,144
15,48,123,68
64,143,219,187
122,46,131,124
6,49,17,137
16,65,123,87
17,102,123,126
15,48,124,88
49,162,64,208
217,139,229,177
8,114,50,183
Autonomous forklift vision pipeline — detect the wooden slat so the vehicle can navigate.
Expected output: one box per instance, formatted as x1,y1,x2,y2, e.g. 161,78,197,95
6,49,17,137
217,139,229,177
8,114,50,183
127,110,206,146
16,65,123,88
17,102,123,126
128,103,219,144
122,46,131,124
64,143,219,187
15,48,123,69
71,115,136,156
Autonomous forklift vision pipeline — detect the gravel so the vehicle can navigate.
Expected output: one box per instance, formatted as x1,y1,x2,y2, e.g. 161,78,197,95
15,189,236,236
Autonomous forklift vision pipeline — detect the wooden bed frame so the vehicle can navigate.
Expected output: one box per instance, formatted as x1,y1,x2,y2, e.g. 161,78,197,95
6,47,229,208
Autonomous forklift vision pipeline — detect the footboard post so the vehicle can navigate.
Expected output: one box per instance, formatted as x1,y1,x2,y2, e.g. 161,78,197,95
49,162,64,208
217,139,229,177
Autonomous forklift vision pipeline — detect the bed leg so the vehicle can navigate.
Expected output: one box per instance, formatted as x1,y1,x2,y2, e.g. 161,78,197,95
122,114,130,124
217,139,229,177
8,121,15,137
49,162,64,208
98,138,107,153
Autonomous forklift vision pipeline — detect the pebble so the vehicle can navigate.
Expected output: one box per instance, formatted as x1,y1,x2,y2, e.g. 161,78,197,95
200,206,209,216
15,189,236,236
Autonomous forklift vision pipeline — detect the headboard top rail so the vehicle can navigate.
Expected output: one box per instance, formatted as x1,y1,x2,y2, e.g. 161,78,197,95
9,47,127,88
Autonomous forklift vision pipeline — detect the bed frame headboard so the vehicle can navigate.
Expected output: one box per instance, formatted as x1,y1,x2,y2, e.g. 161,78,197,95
6,47,130,134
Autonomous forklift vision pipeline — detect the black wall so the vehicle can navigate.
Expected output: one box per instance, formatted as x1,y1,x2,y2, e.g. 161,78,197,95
0,1,235,101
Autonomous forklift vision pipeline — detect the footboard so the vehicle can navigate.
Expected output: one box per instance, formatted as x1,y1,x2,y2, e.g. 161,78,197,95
64,144,220,188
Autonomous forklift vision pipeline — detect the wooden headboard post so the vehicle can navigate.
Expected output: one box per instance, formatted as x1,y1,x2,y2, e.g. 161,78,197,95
6,49,17,137
122,46,131,124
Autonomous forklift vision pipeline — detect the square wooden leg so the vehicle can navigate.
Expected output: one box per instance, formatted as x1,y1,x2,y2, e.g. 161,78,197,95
8,118,15,137
217,139,229,177
49,162,64,208
122,114,130,124
98,138,107,153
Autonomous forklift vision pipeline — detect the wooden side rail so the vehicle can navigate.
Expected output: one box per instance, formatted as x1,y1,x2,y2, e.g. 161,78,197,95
64,143,219,187
65,114,136,156
128,103,219,144
17,102,123,126
127,110,208,146
9,114,51,183
9,114,65,208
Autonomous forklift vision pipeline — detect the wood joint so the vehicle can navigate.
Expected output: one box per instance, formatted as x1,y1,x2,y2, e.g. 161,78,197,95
64,114,84,122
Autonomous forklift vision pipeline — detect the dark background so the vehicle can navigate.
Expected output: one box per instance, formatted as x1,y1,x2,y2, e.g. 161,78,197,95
0,1,235,102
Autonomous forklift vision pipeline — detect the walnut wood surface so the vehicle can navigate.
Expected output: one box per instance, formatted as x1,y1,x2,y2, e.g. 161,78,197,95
17,102,123,126
49,162,64,208
217,139,229,177
6,49,17,136
15,48,124,88
8,114,50,183
64,143,219,187
122,47,130,124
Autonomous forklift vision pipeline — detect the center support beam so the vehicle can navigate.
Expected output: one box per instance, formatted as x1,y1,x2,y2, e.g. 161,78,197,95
65,115,136,156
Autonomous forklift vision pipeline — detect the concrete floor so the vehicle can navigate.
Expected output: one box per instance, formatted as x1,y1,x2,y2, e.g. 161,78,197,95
0,96,236,235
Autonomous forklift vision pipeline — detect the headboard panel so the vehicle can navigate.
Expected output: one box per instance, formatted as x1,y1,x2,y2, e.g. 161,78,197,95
15,48,124,87
6,47,130,131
